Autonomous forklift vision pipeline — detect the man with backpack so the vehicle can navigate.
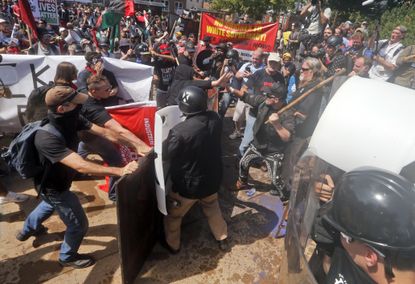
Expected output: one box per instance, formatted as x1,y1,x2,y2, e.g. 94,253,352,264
15,85,138,269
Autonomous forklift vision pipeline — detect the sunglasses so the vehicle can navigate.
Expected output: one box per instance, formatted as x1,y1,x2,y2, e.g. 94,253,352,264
301,67,310,72
263,92,278,99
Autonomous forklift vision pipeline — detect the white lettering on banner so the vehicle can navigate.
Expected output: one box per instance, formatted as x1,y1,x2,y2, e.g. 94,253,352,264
144,118,154,146
0,55,154,133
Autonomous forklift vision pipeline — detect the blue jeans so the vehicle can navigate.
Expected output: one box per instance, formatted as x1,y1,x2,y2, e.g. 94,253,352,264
219,92,235,118
78,131,124,201
21,190,88,261
239,114,256,156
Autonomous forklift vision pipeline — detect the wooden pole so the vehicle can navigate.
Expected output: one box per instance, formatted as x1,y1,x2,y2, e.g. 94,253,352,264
265,69,347,124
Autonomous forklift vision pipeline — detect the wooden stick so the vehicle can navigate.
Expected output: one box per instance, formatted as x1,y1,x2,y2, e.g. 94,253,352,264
265,69,347,124
169,19,177,40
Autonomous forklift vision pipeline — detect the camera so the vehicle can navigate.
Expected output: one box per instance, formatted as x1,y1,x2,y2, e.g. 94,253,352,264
246,66,251,73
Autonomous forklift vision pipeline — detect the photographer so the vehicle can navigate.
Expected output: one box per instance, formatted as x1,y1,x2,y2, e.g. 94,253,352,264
321,36,346,77
218,49,243,118
368,26,406,81
299,0,332,50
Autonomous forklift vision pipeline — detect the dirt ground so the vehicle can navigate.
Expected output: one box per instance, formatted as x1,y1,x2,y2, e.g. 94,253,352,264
0,112,286,284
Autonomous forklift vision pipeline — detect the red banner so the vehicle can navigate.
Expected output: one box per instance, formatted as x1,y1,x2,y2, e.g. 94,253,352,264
199,14,278,53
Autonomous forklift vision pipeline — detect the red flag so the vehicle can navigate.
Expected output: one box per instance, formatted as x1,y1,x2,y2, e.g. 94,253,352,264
18,0,38,40
97,102,156,193
125,0,135,17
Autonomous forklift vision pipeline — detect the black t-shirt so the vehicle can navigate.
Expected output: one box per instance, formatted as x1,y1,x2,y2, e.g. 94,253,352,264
245,69,286,117
255,109,295,153
154,59,176,91
77,68,119,91
326,246,377,284
34,116,92,192
81,96,113,126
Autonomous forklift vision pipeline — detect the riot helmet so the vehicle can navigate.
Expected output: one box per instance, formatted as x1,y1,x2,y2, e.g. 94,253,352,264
323,167,415,253
178,86,207,116
326,35,342,48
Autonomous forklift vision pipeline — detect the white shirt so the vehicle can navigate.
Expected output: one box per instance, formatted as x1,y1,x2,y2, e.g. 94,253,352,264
369,40,404,81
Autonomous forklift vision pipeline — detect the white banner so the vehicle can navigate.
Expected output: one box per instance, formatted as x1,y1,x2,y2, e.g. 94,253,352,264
0,55,154,133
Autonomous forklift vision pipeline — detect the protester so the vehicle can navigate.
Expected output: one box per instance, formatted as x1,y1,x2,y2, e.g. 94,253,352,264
16,86,138,268
78,75,151,201
392,45,415,89
228,48,265,140
230,82,293,202
162,86,229,253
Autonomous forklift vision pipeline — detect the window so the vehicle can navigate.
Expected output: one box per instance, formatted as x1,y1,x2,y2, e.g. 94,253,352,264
162,0,169,12
175,1,183,14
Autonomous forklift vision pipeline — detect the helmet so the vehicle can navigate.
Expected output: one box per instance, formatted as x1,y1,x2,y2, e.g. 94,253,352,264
216,42,227,52
324,167,415,253
225,49,239,60
135,43,150,56
326,35,342,48
178,86,207,116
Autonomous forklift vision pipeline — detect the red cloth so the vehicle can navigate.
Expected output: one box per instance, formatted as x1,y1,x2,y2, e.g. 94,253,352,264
18,0,38,39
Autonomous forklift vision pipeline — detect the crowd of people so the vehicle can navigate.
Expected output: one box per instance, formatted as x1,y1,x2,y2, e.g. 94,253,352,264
1,0,415,282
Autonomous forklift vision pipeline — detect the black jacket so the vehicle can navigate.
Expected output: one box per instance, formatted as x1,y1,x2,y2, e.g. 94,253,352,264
242,93,295,153
165,55,213,106
163,111,222,199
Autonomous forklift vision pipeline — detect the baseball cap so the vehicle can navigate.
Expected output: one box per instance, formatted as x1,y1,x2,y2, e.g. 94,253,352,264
185,41,196,53
45,86,89,107
282,52,292,60
268,52,281,63
262,82,286,99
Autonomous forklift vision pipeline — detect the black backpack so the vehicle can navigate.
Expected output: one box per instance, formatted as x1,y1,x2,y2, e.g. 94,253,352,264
25,82,54,124
1,120,63,179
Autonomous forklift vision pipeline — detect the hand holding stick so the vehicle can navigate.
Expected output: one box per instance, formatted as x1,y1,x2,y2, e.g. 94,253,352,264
265,69,346,124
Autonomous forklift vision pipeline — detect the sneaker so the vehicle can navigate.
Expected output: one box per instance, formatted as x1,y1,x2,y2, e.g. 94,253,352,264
159,238,180,255
16,225,48,242
0,192,30,205
59,254,95,269
235,179,249,191
228,131,243,140
217,238,230,252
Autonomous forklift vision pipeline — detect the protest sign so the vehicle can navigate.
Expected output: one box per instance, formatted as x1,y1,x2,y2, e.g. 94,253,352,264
199,14,278,59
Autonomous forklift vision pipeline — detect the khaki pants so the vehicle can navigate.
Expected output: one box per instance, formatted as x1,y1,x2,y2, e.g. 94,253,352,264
164,192,228,250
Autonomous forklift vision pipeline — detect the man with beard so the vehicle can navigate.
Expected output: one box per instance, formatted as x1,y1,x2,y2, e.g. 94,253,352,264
282,57,326,190
31,28,60,55
16,86,138,268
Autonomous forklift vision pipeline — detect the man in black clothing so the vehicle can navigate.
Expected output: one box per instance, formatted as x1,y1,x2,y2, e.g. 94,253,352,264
77,52,119,95
151,43,177,108
78,75,151,201
17,85,138,268
313,168,415,284
162,86,229,253
165,42,232,107
231,82,294,201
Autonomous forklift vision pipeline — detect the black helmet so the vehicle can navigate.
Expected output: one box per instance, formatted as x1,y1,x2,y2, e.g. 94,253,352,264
226,49,239,60
324,167,415,253
135,43,150,56
326,35,342,48
178,86,207,116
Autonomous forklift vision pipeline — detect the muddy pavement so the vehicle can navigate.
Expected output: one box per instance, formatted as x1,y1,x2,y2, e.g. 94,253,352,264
0,114,285,283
